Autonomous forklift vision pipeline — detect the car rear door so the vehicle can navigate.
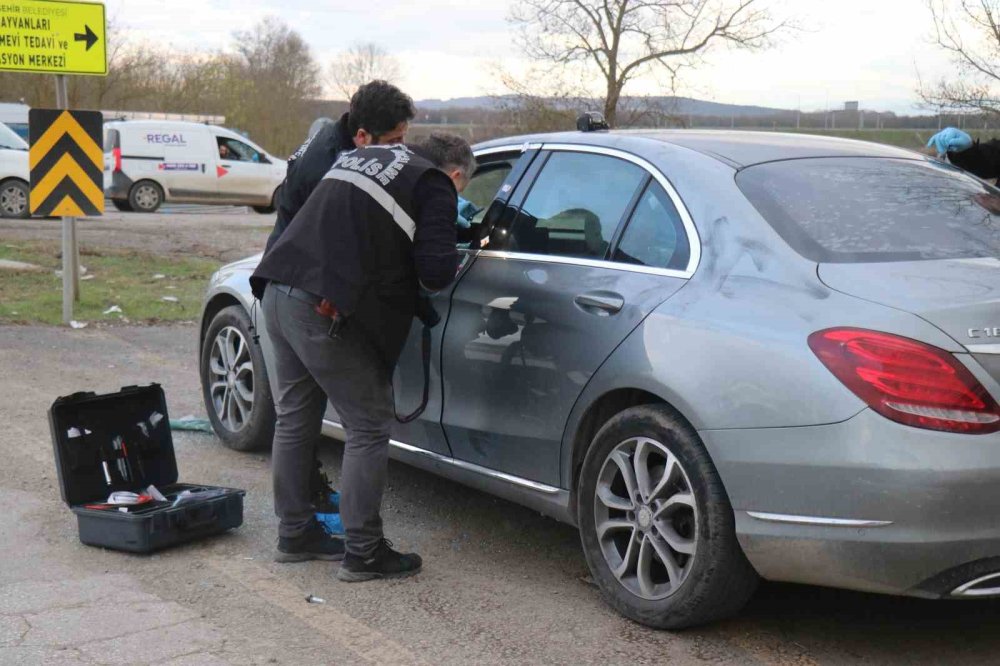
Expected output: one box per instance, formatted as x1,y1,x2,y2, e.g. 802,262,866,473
323,147,542,457
440,145,699,487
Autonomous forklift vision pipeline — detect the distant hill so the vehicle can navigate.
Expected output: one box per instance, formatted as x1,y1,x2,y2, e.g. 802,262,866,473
414,95,793,117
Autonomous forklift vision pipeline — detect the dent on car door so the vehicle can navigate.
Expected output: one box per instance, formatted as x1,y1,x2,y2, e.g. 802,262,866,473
321,149,540,456
440,148,696,486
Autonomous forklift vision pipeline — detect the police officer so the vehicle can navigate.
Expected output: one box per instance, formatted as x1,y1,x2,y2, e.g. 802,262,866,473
266,80,416,253
250,134,475,580
261,80,416,530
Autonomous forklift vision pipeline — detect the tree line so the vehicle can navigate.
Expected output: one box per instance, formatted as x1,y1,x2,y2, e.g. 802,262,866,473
0,18,322,156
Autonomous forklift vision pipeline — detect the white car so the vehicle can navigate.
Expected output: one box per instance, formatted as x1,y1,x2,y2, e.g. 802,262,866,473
0,121,29,218
103,120,287,213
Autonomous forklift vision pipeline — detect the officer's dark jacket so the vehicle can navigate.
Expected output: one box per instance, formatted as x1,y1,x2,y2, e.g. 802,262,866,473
949,139,1000,180
265,112,356,253
250,144,459,368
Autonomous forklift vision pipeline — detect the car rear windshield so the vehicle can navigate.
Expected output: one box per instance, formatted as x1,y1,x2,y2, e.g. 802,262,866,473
736,157,1000,263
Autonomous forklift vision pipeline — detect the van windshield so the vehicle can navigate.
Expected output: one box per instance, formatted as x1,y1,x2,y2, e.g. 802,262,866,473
0,122,28,151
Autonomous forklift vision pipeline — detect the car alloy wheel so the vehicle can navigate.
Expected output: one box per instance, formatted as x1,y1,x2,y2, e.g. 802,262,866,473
595,436,698,600
0,181,27,217
579,405,757,628
207,325,255,433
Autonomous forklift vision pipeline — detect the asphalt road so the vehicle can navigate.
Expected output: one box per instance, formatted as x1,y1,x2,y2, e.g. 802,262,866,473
3,323,1000,665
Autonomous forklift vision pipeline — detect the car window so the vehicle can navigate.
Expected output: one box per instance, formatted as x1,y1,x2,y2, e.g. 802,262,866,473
737,157,1000,262
613,182,690,271
464,162,512,211
509,151,645,259
0,121,27,150
218,137,261,163
104,129,120,152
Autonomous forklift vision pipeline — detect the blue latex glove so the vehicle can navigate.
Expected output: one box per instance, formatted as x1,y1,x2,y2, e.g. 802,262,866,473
927,127,973,156
456,196,481,229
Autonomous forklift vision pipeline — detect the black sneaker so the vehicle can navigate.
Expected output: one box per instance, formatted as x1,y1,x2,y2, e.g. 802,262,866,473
275,520,345,563
336,539,422,582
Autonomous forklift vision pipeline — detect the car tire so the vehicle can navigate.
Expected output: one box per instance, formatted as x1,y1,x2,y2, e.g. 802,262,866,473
200,305,275,452
0,178,30,218
578,404,758,629
111,198,133,212
252,186,280,214
128,180,163,213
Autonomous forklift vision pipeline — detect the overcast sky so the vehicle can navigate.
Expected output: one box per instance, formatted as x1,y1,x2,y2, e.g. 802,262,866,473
105,0,956,114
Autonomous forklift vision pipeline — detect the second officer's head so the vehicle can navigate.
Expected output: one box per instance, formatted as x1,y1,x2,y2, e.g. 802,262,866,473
417,133,475,194
349,80,415,148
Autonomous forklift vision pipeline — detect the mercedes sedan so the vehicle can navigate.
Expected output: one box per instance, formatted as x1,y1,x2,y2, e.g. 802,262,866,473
199,129,1000,628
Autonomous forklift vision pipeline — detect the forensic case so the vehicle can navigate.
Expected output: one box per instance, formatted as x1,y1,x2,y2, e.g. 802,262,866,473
49,384,245,553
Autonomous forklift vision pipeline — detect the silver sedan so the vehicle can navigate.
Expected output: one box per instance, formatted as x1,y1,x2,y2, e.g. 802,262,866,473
198,129,1000,628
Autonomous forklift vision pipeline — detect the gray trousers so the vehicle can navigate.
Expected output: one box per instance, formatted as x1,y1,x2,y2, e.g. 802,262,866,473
262,284,393,557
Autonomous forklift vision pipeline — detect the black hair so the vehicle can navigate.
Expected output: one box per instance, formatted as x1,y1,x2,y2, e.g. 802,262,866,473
417,133,475,179
348,80,415,140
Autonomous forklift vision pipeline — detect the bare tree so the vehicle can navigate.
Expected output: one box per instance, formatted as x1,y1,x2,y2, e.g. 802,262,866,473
328,43,402,101
225,17,322,154
920,0,1000,116
509,0,791,127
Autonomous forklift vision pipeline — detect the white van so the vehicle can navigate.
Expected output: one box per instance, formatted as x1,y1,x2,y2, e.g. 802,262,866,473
103,121,286,213
0,120,29,218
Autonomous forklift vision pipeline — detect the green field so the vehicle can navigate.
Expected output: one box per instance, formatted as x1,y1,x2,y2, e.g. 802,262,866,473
0,242,220,326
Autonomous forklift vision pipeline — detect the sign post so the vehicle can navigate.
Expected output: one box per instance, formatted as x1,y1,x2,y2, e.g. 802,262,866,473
0,0,108,325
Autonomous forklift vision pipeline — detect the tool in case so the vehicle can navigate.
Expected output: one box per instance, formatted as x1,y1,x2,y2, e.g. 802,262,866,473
49,384,245,553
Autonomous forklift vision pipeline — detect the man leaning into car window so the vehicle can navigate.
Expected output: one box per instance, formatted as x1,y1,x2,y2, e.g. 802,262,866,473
249,133,473,581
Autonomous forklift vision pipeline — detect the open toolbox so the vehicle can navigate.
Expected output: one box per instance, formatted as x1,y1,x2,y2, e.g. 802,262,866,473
49,384,245,553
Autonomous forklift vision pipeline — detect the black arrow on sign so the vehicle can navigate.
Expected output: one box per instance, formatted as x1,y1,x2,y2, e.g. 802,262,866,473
74,25,98,51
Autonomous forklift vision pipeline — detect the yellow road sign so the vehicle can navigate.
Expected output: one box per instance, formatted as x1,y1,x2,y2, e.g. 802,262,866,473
0,0,106,75
29,108,103,216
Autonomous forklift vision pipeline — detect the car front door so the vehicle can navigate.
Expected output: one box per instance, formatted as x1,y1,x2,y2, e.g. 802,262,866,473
213,136,274,205
440,145,699,487
323,147,541,457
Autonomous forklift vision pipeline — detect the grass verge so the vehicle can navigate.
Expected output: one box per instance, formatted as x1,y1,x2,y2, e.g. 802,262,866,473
0,241,221,326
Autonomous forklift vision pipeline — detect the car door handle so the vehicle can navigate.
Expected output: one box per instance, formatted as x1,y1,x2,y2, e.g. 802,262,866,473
574,291,624,315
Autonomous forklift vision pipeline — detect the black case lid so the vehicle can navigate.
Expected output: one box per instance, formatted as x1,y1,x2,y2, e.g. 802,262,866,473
49,384,178,506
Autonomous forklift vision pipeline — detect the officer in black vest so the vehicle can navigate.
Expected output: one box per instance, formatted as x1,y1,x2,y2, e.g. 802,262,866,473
264,81,414,523
265,80,415,254
250,134,474,581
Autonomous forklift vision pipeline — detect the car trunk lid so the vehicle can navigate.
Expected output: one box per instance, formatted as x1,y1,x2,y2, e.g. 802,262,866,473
818,258,1000,385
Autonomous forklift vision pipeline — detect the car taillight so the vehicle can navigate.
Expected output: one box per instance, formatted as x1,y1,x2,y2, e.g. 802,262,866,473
112,147,121,172
809,328,1000,435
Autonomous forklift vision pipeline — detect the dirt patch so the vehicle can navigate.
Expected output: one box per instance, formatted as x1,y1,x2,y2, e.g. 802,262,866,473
0,206,274,264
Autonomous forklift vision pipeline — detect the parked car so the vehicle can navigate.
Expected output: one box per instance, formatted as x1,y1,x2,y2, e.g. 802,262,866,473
0,120,29,218
103,120,286,213
198,128,1000,628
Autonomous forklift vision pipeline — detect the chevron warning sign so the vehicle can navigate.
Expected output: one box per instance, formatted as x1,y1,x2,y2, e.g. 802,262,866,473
29,108,103,217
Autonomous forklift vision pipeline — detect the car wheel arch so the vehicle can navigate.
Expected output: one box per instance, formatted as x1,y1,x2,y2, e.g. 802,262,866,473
200,293,243,349
566,388,705,513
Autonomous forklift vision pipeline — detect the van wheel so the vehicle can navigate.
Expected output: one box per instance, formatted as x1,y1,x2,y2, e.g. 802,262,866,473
252,186,280,214
0,179,29,218
129,180,163,213
578,404,758,629
111,199,133,212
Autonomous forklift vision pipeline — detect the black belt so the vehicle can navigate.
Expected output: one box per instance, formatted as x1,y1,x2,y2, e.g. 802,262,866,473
272,282,323,307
